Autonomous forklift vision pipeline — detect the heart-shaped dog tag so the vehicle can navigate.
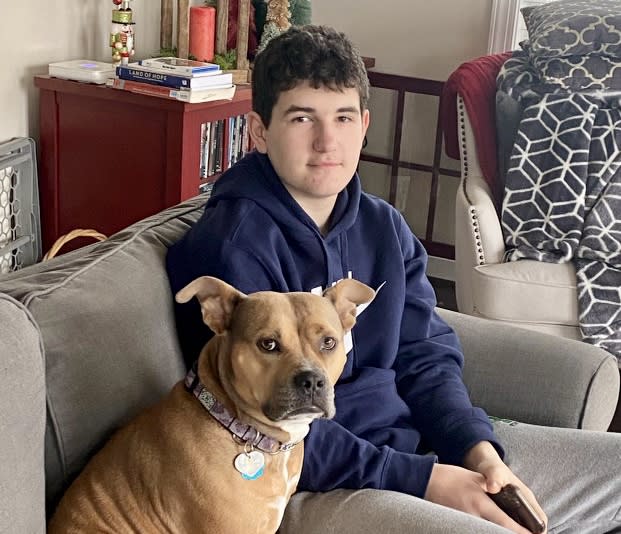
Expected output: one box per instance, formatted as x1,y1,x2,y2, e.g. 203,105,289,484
234,450,265,480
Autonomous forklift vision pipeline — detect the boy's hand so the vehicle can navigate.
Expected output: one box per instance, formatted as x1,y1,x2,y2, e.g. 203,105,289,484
424,441,547,533
463,440,546,531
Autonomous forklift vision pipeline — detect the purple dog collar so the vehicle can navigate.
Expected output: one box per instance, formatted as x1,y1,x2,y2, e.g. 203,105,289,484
184,364,300,454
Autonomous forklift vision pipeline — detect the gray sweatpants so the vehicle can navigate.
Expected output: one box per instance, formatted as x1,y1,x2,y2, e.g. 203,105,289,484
280,421,621,533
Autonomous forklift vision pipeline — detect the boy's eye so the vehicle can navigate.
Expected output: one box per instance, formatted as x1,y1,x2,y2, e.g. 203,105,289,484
292,116,311,123
337,115,354,122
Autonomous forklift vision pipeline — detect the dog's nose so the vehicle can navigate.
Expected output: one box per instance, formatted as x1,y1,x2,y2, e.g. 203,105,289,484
294,370,325,395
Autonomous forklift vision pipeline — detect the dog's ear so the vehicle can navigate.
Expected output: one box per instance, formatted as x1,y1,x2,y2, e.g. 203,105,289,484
175,276,246,335
323,279,375,332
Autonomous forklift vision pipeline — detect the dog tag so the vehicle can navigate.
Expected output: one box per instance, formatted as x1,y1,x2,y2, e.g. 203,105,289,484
234,450,265,480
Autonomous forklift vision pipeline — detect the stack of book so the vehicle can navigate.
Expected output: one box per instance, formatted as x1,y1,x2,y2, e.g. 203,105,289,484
108,56,236,103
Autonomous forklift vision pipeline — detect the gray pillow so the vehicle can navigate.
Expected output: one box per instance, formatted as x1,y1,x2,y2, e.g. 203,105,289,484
522,0,621,58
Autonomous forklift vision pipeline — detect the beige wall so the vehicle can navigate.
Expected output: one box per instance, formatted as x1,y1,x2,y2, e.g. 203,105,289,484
313,0,492,79
313,0,493,250
1,0,492,259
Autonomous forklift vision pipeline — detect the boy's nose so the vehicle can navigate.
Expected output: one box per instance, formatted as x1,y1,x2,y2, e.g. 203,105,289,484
313,123,338,152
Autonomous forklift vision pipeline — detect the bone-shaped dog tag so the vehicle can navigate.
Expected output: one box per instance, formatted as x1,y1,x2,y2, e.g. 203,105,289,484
234,450,265,480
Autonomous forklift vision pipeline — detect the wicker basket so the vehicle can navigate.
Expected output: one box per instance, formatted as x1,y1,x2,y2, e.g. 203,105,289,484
43,229,107,260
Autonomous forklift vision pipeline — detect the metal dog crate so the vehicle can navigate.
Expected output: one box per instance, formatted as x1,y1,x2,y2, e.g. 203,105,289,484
0,137,41,274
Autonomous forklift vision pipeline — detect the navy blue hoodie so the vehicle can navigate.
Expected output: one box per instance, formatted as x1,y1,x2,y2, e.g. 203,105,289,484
166,151,501,498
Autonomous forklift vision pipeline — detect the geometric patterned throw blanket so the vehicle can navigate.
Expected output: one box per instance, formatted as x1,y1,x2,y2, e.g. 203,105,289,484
499,54,621,361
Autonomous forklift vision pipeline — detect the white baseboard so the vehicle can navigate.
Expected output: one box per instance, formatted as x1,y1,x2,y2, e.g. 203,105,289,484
427,256,455,282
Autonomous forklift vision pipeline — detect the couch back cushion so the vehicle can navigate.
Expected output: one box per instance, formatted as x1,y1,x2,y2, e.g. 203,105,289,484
0,195,206,511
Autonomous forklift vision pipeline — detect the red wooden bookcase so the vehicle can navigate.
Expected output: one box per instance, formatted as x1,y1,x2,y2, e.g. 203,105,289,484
35,75,252,251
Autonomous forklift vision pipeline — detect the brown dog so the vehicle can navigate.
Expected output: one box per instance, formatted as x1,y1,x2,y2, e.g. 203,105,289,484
48,276,374,533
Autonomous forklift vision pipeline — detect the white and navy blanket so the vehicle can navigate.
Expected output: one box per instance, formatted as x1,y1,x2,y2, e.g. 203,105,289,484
498,53,621,361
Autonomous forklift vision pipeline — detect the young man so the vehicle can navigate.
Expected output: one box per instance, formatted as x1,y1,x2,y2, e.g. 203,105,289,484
167,25,621,533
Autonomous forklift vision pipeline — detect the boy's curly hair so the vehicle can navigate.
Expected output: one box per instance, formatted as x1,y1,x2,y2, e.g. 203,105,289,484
252,25,370,127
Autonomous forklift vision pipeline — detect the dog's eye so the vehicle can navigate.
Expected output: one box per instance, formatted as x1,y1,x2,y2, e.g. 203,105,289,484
321,337,337,351
258,338,280,352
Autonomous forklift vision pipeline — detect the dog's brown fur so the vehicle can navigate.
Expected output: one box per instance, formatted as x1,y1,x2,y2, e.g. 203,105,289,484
48,276,374,534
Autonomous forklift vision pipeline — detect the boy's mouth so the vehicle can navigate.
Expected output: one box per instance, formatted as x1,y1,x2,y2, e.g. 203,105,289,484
308,161,341,167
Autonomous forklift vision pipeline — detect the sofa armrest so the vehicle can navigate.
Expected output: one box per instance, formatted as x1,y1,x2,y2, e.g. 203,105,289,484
0,294,46,533
437,308,620,431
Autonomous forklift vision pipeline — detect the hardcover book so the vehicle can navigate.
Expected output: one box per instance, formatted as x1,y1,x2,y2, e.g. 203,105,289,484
116,64,233,89
139,56,220,75
134,63,223,78
108,78,236,103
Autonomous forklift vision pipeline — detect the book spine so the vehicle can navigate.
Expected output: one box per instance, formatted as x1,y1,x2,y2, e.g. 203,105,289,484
241,114,250,156
199,122,207,178
136,63,221,78
228,116,235,168
139,59,219,76
109,78,181,100
209,121,219,176
168,86,234,103
201,122,212,178
214,120,224,173
116,66,193,89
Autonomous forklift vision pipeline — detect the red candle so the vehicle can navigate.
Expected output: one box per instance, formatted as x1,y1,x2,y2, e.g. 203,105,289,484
189,6,216,62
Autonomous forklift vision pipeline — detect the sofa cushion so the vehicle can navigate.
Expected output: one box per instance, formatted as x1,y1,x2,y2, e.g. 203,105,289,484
0,194,207,510
0,294,46,533
472,259,578,326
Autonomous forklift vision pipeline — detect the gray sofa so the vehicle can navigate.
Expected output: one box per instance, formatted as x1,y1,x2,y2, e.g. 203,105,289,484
1,195,619,533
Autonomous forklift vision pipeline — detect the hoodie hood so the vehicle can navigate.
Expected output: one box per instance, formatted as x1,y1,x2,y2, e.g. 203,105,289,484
208,151,361,242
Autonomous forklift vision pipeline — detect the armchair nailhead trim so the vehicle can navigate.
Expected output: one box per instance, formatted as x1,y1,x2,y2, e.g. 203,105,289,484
469,206,484,265
457,97,472,204
460,97,484,265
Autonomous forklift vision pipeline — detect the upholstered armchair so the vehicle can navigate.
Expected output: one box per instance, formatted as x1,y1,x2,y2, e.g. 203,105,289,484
443,54,581,341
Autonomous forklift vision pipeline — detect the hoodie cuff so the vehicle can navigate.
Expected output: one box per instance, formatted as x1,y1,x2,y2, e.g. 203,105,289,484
437,419,505,466
380,450,437,498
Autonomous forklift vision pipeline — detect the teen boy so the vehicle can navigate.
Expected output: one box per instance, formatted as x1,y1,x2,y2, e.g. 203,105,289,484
167,25,621,533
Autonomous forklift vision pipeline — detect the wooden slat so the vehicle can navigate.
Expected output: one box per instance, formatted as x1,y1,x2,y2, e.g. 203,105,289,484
425,97,445,243
359,153,459,178
216,0,229,55
160,0,173,50
236,0,250,70
361,71,456,260
177,0,190,58
389,89,405,206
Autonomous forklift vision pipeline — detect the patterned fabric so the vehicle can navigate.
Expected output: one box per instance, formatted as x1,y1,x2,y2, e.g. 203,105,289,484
534,53,621,90
499,57,621,361
522,0,621,58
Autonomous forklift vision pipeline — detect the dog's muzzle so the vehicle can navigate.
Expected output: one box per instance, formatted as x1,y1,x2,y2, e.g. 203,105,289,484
264,369,334,421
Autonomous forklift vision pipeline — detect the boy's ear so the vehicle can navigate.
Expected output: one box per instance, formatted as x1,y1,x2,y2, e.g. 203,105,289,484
362,108,370,136
247,111,268,154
